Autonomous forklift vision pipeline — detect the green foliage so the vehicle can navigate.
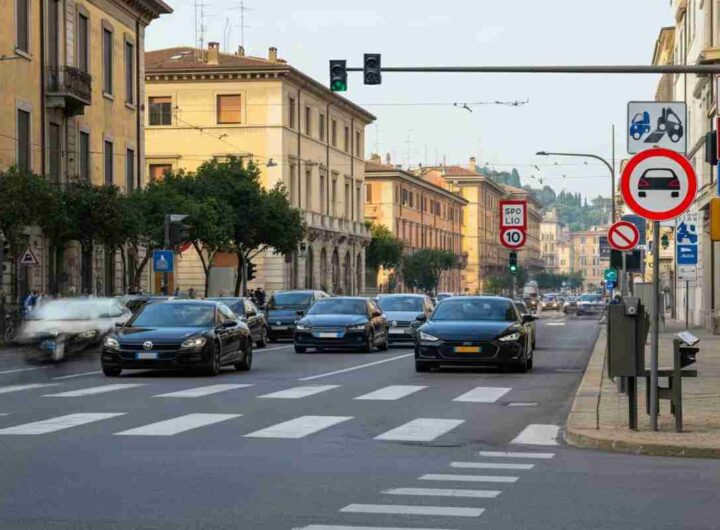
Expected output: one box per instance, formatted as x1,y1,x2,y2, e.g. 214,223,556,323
366,223,404,270
0,167,51,256
401,249,458,293
533,271,584,291
485,267,529,296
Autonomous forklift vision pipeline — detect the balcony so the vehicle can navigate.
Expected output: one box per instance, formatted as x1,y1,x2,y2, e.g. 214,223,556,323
46,66,92,116
304,211,370,239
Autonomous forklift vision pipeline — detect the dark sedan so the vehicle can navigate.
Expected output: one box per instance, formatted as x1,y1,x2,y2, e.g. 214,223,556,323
206,297,268,348
294,297,389,353
414,296,535,373
101,300,253,377
265,290,328,341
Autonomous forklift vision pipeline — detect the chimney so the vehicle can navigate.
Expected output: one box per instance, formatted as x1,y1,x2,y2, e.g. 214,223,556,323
268,46,278,63
370,153,381,163
468,156,477,170
207,42,220,65
236,45,245,57
385,153,392,165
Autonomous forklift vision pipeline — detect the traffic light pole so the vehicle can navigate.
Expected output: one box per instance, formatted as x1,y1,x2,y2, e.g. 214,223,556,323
344,64,720,75
163,215,170,295
650,221,661,431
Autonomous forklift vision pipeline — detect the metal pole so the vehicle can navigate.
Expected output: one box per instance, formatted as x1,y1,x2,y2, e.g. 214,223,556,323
346,64,720,75
611,124,616,223
685,280,689,329
163,215,170,295
621,252,628,297
650,221,660,431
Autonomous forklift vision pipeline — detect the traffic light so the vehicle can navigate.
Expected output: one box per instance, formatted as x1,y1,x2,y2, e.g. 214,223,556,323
508,252,518,274
706,131,718,165
247,261,257,282
363,53,381,85
329,60,347,92
169,222,191,247
679,344,699,368
661,233,670,250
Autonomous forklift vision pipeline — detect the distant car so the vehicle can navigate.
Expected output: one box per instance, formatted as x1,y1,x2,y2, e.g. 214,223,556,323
638,168,680,198
562,296,579,314
514,300,536,350
206,297,268,348
376,294,434,344
540,293,561,311
576,293,605,316
294,297,389,353
265,290,329,341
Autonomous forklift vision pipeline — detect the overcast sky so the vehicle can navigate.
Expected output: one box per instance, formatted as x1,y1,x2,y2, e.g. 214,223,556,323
146,0,673,199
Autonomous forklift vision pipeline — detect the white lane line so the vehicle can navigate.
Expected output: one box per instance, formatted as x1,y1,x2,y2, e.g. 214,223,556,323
419,474,518,484
0,413,125,435
450,461,534,470
258,345,295,352
245,415,352,439
478,451,555,459
507,402,537,407
546,322,566,326
115,413,241,436
452,387,511,403
0,383,60,394
298,354,413,381
375,418,464,442
340,504,483,518
44,384,145,397
297,526,459,530
155,384,253,398
354,385,426,401
52,371,103,380
383,487,501,499
258,385,339,399
511,424,560,446
0,367,49,376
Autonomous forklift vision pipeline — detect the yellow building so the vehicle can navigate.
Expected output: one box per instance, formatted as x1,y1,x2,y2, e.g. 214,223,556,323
144,44,375,295
0,0,171,298
540,209,562,272
570,227,610,290
364,156,467,294
502,184,543,274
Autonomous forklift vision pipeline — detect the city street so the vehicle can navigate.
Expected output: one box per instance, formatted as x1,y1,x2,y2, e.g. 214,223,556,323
1,312,719,529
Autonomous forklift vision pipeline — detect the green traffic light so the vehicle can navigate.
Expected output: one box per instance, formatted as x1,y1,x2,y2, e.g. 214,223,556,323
331,80,347,92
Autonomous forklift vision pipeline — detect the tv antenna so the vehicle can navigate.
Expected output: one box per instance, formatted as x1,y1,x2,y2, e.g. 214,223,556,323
227,0,253,47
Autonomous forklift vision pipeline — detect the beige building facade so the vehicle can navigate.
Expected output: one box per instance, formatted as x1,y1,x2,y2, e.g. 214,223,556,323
570,227,610,290
540,209,563,272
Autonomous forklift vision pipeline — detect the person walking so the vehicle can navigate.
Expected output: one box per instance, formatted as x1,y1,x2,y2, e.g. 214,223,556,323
187,287,196,300
255,287,266,308
23,290,39,317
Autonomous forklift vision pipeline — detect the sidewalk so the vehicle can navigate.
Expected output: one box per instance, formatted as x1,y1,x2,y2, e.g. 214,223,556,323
566,318,720,458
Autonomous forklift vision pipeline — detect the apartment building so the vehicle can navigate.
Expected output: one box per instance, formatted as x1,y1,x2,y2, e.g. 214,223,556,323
540,209,563,272
570,227,610,290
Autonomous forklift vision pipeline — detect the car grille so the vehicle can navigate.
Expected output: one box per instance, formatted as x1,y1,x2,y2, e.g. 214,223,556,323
392,321,412,328
312,327,346,333
119,343,180,351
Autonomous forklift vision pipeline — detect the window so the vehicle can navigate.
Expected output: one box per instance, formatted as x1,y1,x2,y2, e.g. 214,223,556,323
149,96,172,125
149,164,171,182
49,123,61,183
48,0,60,67
355,131,361,156
344,180,351,219
78,13,89,72
288,97,296,128
344,126,350,152
305,167,312,210
320,173,326,214
125,41,134,104
288,164,296,205
319,112,325,141
355,185,361,221
17,109,30,171
16,0,29,53
126,149,135,192
79,131,90,181
366,183,372,203
331,119,337,147
103,28,113,95
331,177,337,216
217,94,241,124
104,140,113,185
305,106,312,135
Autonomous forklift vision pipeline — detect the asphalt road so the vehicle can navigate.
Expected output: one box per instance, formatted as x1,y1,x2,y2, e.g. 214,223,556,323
1,311,719,529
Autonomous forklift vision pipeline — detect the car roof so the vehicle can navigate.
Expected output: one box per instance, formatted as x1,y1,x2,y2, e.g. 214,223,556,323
273,290,318,295
317,296,370,301
377,293,427,298
156,300,220,306
206,297,244,301
442,295,513,302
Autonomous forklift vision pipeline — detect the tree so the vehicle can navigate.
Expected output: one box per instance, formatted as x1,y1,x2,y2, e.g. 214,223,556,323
485,267,529,296
365,223,403,271
401,249,458,294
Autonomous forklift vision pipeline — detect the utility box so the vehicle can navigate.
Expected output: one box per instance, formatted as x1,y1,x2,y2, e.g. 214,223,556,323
607,301,649,377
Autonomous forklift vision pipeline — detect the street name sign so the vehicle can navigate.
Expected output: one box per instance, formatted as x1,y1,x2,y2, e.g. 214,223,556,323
607,221,640,252
500,228,527,249
676,208,699,281
500,200,527,229
627,101,687,154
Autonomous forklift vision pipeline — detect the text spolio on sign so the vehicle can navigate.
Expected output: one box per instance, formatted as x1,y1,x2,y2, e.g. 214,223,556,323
500,200,527,229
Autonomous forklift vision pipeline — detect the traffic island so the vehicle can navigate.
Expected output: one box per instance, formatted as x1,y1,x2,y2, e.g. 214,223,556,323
566,320,720,459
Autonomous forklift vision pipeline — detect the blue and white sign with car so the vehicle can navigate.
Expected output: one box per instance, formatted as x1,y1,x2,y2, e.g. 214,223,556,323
676,208,699,281
627,101,687,155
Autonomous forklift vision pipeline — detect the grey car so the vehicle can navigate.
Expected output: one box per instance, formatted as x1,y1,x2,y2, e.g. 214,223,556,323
376,294,434,344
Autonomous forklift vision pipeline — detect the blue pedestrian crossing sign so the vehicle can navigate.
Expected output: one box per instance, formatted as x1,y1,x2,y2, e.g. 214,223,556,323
153,250,174,273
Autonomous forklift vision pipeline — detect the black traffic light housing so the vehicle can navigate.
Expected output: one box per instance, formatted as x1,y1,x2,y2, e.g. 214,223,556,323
329,60,347,92
247,261,257,282
169,223,191,247
705,130,718,165
363,53,382,85
508,252,518,274
679,345,699,368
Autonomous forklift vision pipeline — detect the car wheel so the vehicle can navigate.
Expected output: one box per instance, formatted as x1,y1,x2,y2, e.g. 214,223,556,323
102,366,122,377
362,332,374,353
515,357,528,373
256,327,268,348
378,334,389,351
415,361,432,373
206,342,221,376
294,345,307,354
235,338,253,371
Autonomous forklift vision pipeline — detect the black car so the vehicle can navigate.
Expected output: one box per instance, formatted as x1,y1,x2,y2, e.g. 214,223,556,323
206,297,268,348
638,168,680,198
294,297,389,353
265,290,328,341
101,300,252,377
119,295,176,314
414,296,535,373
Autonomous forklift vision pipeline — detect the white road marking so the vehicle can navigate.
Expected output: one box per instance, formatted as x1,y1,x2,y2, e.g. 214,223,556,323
0,367,48,376
0,383,60,394
0,413,125,435
45,384,145,397
298,354,413,381
297,526,458,530
419,474,518,483
546,322,566,326
258,385,339,399
383,487,500,499
450,461,534,470
511,424,560,446
375,418,464,442
478,451,555,459
452,387,511,403
507,402,537,407
52,371,103,380
115,413,241,436
258,345,295,352
555,369,583,373
354,385,426,401
245,415,352,439
340,504,484,518
155,384,253,398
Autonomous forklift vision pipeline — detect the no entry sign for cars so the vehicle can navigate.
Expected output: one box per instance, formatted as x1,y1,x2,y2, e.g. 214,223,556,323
500,227,526,249
607,221,640,252
620,147,697,222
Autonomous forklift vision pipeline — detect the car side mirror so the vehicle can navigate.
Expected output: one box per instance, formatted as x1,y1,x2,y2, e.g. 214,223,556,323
416,314,428,323
296,309,305,317
222,321,237,328
522,314,536,323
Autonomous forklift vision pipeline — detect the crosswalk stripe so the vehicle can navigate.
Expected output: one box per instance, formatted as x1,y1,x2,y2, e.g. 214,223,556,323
452,387,511,403
52,371,103,380
245,415,352,439
154,384,253,398
375,418,464,442
297,526,459,530
258,385,339,399
115,413,241,436
478,451,555,459
383,487,501,498
354,385,426,401
340,504,484,517
511,424,560,446
0,413,125,435
450,461,534,470
44,384,145,397
419,474,518,483
0,383,60,394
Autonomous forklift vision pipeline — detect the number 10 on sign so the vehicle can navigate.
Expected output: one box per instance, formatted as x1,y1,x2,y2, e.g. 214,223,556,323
501,228,526,249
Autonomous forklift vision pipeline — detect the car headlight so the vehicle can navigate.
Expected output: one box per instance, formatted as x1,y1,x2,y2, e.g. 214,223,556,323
181,337,207,349
296,323,311,330
499,332,521,342
79,330,98,339
348,323,367,331
419,331,440,342
103,336,120,350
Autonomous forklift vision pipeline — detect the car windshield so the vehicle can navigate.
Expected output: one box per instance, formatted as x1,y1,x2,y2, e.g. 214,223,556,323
129,303,215,328
206,298,244,314
268,292,313,309
29,299,126,321
378,296,424,312
307,299,367,316
580,294,602,302
515,302,529,313
432,299,516,321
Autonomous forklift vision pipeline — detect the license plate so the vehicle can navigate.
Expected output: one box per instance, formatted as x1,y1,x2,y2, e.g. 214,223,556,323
454,346,481,353
273,325,289,330
389,328,406,335
316,332,342,338
136,352,159,360
41,341,56,352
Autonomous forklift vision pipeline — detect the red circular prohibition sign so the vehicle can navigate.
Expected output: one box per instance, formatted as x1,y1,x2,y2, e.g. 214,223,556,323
607,221,640,251
620,148,697,221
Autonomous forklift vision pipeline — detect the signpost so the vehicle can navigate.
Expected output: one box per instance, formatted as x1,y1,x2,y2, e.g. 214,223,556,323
19,248,39,266
500,228,527,250
627,101,687,154
608,221,641,296
499,200,527,298
675,209,699,329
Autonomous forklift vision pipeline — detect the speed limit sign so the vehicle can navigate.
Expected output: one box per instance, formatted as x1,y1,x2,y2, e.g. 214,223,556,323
501,228,526,249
